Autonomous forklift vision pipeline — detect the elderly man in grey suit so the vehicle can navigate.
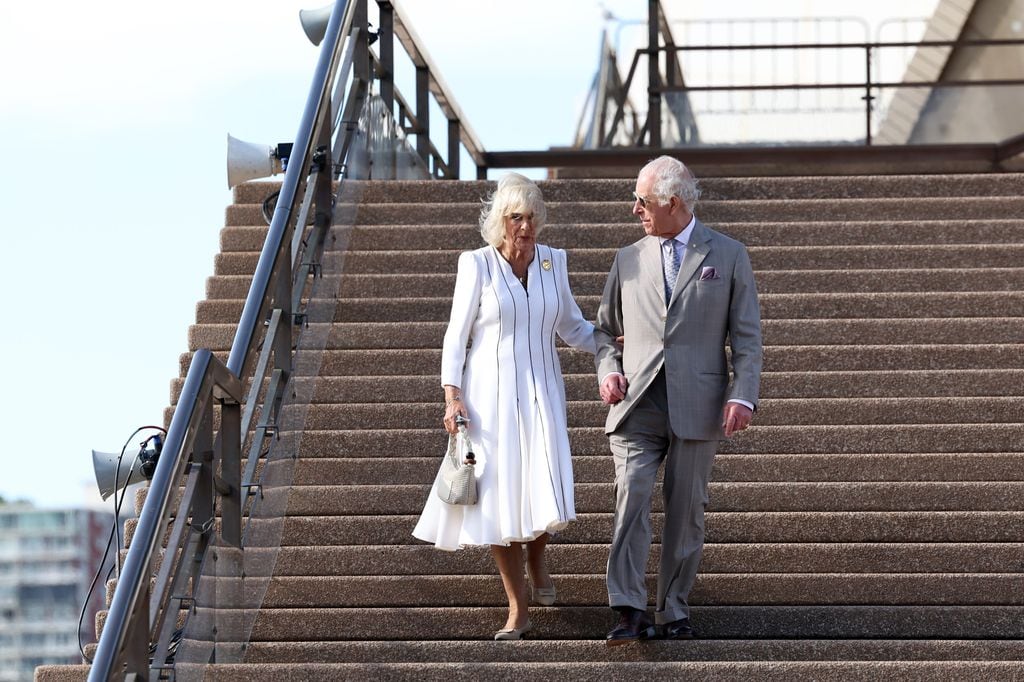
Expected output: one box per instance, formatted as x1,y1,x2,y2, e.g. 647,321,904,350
595,155,763,644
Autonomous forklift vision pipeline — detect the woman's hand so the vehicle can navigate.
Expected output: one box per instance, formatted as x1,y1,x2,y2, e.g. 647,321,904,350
443,386,469,434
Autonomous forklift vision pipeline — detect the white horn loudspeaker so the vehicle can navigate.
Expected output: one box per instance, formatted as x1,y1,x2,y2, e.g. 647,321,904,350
226,134,286,189
299,5,333,46
92,447,149,502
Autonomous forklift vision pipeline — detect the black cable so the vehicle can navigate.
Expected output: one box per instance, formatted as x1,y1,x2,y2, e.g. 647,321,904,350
77,508,119,663
77,425,166,663
261,190,279,225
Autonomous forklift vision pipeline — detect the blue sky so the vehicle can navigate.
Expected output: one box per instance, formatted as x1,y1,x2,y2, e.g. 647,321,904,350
0,0,935,509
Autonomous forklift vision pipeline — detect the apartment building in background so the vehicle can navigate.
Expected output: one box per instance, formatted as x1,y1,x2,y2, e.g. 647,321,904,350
0,503,112,682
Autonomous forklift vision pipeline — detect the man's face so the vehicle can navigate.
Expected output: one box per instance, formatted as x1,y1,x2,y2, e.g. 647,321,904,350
632,170,690,238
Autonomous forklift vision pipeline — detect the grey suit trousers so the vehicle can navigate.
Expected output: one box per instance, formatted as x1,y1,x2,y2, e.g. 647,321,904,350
606,370,718,624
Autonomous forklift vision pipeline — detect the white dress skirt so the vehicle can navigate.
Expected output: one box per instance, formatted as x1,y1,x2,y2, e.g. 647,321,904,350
412,244,596,550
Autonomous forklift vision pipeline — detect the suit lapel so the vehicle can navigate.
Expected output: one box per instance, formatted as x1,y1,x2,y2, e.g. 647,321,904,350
670,219,711,307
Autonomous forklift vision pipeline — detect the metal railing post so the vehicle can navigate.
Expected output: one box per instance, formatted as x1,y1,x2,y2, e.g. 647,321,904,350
194,408,215,550
416,65,431,170
350,0,371,163
864,45,874,145
447,119,460,178
220,400,242,548
647,0,661,147
379,1,395,113
192,405,216,661
122,595,150,677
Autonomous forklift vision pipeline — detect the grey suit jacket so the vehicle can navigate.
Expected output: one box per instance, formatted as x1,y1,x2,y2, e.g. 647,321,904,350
594,219,763,441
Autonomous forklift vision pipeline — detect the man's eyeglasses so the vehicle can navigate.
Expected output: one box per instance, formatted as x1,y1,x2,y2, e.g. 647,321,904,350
632,191,654,208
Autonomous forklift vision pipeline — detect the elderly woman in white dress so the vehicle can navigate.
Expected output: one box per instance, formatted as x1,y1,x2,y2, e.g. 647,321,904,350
412,173,596,640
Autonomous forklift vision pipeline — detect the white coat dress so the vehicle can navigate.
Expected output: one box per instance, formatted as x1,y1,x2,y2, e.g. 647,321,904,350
412,244,596,550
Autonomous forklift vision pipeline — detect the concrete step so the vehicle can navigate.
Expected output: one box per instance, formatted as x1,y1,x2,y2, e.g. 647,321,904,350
267,423,1024,457
240,605,1024,640
134,477,1024,521
266,542,1024,576
178,344,1024,376
119,539,1024,583
36,659,1024,682
171,660,1024,681
124,509,1024,548
206,268,1024,300
185,318,1024,353
231,175,1024,205
178,339,1024,376
287,453,1024,485
278,482,1024,515
255,573,1024,607
219,220,1024,252
172,369,1024,404
212,243,1024,275
225,196,1024,226
296,397,1024,430
235,639,1024,665
193,292,1024,324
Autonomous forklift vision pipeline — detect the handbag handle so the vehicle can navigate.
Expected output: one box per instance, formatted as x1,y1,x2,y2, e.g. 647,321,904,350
454,415,475,463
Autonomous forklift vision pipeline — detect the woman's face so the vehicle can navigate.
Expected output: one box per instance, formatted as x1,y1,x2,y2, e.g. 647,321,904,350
502,207,537,253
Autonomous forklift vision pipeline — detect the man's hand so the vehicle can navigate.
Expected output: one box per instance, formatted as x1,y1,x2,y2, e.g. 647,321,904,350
600,373,628,405
722,402,753,437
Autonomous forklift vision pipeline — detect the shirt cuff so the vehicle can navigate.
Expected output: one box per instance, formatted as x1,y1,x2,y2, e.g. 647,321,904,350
728,398,754,411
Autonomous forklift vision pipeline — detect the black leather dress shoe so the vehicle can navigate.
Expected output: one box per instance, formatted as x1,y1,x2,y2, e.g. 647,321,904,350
606,608,657,646
660,617,695,639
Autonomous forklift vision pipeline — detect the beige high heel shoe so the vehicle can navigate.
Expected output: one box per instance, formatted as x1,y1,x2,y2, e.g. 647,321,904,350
532,584,557,606
494,620,533,640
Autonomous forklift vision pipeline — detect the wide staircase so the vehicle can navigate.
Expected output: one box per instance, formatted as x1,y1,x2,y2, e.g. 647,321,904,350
42,172,1024,679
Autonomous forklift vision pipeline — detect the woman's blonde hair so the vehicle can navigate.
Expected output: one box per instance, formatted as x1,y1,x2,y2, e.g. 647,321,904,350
479,173,547,247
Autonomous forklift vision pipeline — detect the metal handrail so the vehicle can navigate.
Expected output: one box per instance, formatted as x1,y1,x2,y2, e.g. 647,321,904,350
88,0,358,678
88,1,492,677
88,351,244,680
228,2,355,382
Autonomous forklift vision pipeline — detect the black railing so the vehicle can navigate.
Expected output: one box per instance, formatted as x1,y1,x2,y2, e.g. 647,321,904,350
596,2,1024,150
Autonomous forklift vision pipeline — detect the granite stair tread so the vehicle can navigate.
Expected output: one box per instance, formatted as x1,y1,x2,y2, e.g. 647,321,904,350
213,243,1024,274
225,196,1024,226
231,174,1024,204
206,268,1024,299
186,318,1024,351
193,291,1024,323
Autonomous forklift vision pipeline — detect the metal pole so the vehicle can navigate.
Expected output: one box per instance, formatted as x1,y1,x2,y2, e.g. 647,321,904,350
416,65,431,169
220,401,242,548
647,0,661,147
447,119,460,179
378,1,395,113
864,45,873,145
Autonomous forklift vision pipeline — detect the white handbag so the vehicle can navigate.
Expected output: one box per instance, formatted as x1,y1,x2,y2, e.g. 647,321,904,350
436,422,478,505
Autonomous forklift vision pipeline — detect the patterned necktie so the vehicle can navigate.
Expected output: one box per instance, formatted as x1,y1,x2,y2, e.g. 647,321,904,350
662,238,681,303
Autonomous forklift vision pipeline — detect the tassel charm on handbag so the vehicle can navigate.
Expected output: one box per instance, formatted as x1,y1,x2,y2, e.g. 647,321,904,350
436,415,478,505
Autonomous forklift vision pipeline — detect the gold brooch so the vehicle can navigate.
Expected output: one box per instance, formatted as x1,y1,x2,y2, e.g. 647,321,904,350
542,259,552,271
